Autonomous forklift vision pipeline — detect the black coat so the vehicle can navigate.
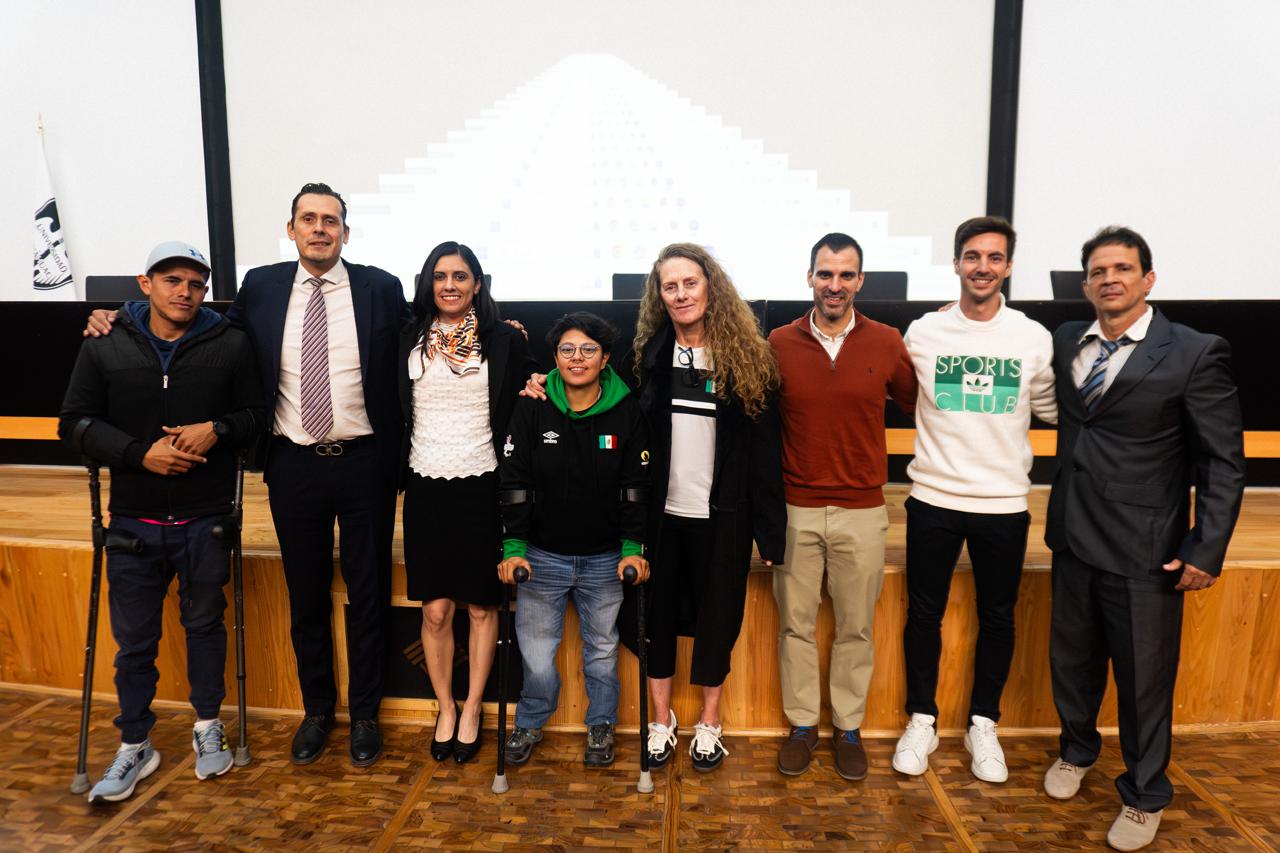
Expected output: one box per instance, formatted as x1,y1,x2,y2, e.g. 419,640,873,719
1045,310,1245,577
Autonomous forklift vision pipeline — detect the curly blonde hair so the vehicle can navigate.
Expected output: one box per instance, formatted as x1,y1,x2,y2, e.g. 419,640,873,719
633,243,779,419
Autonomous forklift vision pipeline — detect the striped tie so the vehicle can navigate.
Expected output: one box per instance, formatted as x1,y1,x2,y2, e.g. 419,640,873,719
1078,335,1132,414
300,277,334,440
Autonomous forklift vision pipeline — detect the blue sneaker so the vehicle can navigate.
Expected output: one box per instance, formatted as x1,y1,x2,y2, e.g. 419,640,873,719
87,741,161,803
194,720,233,780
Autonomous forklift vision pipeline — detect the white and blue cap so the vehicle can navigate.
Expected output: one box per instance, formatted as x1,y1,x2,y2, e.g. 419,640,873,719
145,241,211,275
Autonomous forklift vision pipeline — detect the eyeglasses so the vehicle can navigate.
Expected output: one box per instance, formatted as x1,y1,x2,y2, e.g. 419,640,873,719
556,343,602,359
677,346,699,387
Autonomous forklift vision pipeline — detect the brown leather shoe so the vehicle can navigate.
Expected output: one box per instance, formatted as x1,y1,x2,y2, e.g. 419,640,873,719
777,725,819,775
832,728,868,781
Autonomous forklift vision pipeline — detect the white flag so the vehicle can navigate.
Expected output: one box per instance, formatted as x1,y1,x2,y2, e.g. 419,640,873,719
33,127,76,301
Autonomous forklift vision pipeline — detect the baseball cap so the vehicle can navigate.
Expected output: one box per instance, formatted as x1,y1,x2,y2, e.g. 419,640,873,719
145,241,211,275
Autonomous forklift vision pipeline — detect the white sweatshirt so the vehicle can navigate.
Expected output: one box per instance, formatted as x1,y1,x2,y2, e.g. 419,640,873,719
904,296,1057,513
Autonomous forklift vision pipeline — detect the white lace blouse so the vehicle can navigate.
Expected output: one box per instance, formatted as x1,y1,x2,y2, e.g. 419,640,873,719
407,342,497,479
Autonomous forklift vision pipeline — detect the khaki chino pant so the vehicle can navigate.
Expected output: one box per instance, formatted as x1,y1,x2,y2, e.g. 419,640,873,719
774,503,888,731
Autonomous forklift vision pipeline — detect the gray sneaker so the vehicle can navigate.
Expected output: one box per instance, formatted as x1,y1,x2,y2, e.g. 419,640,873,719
193,720,233,780
503,726,543,766
584,723,615,767
87,741,161,803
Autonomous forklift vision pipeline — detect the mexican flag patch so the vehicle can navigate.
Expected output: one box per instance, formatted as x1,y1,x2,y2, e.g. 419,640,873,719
599,435,618,449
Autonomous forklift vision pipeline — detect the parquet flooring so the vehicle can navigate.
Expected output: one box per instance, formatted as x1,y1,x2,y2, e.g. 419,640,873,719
1,689,1277,851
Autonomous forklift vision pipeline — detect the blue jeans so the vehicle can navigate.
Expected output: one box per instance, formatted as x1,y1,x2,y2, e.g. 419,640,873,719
515,545,624,729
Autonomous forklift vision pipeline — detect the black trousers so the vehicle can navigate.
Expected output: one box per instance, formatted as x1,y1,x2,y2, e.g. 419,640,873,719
903,496,1029,722
1050,549,1184,812
107,515,229,743
266,438,396,720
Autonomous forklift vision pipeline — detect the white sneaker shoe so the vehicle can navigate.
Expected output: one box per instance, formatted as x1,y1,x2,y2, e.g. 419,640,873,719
892,713,939,776
964,715,1007,783
1107,806,1163,851
1044,757,1092,799
688,721,728,772
646,710,678,769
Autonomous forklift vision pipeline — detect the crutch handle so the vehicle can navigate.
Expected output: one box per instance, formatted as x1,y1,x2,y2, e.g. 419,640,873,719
622,566,638,584
513,566,530,584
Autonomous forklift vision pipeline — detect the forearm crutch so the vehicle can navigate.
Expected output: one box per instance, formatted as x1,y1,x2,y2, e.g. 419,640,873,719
69,445,143,794
213,451,251,765
623,565,654,794
492,565,529,794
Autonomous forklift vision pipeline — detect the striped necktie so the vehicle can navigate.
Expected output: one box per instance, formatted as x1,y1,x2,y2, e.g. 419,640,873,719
300,277,334,440
1078,334,1133,414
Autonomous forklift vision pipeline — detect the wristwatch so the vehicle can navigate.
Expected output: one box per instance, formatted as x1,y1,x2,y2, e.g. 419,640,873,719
212,420,229,438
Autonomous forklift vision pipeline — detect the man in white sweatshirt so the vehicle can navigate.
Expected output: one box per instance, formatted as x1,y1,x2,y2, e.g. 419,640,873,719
891,216,1057,783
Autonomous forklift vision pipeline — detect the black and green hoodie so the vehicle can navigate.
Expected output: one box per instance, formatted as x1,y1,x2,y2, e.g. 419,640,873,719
500,365,649,558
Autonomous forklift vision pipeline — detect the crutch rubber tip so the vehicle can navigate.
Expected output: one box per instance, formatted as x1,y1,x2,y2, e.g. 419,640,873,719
70,773,91,795
491,773,510,794
637,770,654,794
233,746,251,766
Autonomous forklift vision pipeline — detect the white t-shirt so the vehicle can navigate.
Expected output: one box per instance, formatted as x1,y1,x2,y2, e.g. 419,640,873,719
905,297,1056,513
665,346,716,518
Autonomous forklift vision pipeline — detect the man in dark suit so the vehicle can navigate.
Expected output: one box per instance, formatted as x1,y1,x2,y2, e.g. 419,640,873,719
1042,226,1245,851
87,183,410,767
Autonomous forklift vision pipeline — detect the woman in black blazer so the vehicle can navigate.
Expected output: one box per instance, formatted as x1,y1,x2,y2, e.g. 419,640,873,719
398,241,535,764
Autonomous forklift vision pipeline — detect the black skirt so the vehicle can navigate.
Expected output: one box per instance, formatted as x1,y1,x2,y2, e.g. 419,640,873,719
403,470,502,607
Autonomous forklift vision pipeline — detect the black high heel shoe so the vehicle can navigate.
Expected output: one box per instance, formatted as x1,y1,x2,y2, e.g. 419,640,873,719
430,701,458,761
453,706,484,764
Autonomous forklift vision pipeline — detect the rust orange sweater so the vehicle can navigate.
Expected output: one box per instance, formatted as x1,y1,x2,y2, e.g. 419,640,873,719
768,311,917,508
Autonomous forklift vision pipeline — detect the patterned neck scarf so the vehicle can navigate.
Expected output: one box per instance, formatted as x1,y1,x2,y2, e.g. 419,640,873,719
424,309,482,376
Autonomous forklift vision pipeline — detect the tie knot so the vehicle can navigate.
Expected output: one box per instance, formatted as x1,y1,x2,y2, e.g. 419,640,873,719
1098,334,1132,355
306,276,325,289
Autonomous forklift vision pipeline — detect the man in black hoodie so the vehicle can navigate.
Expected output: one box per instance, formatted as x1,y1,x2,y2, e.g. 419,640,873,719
59,242,265,803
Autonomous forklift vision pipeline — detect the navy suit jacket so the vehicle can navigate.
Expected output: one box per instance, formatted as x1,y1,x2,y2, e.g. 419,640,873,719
227,259,412,482
1044,310,1246,578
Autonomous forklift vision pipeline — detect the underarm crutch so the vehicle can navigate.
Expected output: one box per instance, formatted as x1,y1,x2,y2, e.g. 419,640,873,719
70,418,143,794
492,565,529,794
212,451,251,765
622,565,654,794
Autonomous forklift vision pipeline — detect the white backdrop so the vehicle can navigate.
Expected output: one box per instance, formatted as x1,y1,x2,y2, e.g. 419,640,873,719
0,0,208,298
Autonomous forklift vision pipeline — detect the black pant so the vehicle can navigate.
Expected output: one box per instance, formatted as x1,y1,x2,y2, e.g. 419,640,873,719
266,438,396,720
903,496,1029,722
107,515,229,743
1050,549,1183,812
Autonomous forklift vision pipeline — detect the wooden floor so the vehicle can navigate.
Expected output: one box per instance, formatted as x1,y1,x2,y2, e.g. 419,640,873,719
1,689,1276,851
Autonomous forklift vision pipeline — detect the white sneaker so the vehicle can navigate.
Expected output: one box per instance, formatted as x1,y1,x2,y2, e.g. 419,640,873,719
646,710,678,769
688,721,728,772
964,715,1007,783
1107,806,1163,851
892,713,939,776
1044,757,1092,799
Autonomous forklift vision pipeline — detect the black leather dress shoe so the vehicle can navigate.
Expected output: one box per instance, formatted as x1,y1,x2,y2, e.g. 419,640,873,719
350,719,383,767
430,702,458,761
453,706,484,764
292,714,335,765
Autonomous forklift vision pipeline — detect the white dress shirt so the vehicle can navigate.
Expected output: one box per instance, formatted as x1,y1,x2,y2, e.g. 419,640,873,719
275,262,373,443
1070,306,1154,397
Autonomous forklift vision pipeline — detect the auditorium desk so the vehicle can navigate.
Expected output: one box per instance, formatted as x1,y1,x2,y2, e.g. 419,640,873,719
2,466,1277,736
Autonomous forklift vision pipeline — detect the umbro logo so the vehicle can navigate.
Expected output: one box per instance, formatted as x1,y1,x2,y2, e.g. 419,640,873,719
542,431,559,444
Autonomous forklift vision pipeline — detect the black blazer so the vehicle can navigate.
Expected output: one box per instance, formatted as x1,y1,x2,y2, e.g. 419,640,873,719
227,259,412,482
397,318,537,485
1044,310,1245,578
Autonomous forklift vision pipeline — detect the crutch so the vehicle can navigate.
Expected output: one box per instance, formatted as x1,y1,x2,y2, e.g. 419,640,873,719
211,451,251,765
622,565,654,794
70,421,144,794
492,564,529,794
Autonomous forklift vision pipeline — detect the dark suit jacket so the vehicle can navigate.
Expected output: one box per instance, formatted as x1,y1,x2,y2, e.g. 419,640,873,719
397,318,537,486
1044,310,1245,578
227,259,412,482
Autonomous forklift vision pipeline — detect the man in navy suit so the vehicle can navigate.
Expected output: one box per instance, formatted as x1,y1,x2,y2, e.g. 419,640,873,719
1041,226,1245,851
87,183,410,767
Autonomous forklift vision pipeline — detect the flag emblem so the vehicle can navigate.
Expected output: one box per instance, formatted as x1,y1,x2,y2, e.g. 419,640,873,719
599,435,617,450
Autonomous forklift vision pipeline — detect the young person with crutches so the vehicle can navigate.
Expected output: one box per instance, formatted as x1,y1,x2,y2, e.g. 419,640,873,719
498,312,650,769
58,242,265,803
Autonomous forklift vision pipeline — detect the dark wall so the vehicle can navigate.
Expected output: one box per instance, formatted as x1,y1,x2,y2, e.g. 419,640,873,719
5,299,1276,484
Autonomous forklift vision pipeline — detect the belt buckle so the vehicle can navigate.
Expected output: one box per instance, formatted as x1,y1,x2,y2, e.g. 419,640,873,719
314,441,344,457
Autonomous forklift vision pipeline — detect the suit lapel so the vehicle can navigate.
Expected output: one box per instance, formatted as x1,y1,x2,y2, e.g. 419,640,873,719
347,260,372,383
485,327,511,426
264,264,296,390
1091,310,1172,418
1056,321,1089,420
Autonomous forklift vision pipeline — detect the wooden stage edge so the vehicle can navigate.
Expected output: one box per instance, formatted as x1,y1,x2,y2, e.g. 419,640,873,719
3,466,1280,734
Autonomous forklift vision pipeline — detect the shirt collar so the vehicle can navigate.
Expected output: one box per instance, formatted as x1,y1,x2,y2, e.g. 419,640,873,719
293,260,348,288
809,308,856,343
1078,305,1153,345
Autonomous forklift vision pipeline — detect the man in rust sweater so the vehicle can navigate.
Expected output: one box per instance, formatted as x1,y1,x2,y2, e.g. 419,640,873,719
767,233,917,781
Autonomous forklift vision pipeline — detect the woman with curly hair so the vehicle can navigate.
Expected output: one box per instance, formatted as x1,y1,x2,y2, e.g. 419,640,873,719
619,243,786,772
